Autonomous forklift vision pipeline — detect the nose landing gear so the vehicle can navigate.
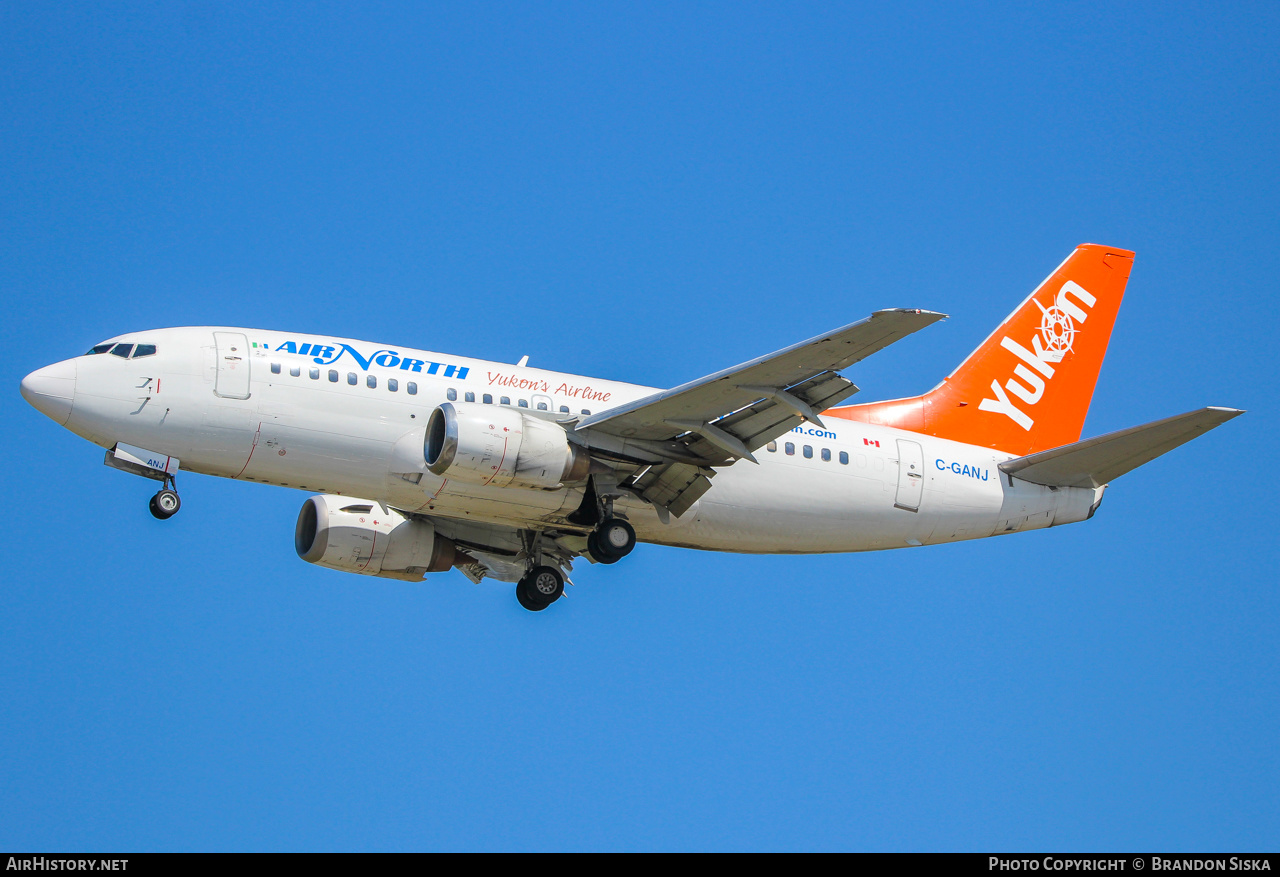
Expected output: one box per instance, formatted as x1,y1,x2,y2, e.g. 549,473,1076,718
103,444,184,521
149,476,181,520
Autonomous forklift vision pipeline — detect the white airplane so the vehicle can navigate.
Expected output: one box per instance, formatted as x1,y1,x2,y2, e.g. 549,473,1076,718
21,244,1241,611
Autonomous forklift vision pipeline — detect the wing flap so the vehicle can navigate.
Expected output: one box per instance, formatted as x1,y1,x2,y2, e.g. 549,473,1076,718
628,462,715,517
999,407,1243,488
717,372,858,442
675,371,859,462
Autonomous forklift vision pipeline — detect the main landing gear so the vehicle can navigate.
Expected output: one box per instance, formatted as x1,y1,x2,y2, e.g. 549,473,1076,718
148,476,181,520
588,517,636,565
516,565,565,612
513,487,640,612
568,477,638,566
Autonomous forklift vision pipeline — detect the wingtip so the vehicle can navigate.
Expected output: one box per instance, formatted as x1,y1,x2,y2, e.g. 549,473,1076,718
875,308,948,320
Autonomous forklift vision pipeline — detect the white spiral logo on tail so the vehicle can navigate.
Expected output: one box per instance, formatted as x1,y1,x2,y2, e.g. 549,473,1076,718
1034,298,1076,363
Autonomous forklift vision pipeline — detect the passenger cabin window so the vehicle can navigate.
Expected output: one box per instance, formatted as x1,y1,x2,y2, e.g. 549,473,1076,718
483,394,493,404
290,366,300,377
803,445,813,459
559,405,569,414
839,451,849,465
367,375,377,389
310,368,319,380
447,388,457,401
328,370,339,382
785,442,795,455
821,448,831,462
407,383,418,395
537,401,548,410
110,343,133,358
518,399,528,408
132,344,157,358
347,372,357,385
500,396,510,405
88,343,114,355
465,391,475,403
767,441,777,452
388,378,399,392
581,409,591,415
270,362,281,374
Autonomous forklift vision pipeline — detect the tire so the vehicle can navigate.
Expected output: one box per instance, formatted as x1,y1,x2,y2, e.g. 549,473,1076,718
516,582,547,612
587,529,620,564
522,565,564,605
598,518,635,558
588,518,635,563
150,489,180,520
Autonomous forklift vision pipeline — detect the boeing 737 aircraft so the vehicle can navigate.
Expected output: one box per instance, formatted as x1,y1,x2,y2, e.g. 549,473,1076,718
21,244,1241,611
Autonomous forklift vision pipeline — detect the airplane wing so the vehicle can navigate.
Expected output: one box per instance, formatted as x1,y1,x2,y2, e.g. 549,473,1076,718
577,308,946,515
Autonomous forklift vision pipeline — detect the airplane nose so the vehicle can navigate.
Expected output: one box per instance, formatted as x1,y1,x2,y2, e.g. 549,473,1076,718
20,359,77,426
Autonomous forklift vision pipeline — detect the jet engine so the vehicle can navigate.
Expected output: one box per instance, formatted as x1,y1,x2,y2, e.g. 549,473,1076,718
424,402,590,489
295,495,457,581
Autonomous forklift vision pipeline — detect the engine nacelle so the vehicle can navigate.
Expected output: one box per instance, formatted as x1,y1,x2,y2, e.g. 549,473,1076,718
424,402,590,489
295,495,456,581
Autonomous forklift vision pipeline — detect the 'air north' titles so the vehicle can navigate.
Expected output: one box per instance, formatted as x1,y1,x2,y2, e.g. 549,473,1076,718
274,341,469,379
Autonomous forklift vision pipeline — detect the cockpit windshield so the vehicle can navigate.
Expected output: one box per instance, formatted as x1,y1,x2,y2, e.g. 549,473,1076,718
87,342,157,359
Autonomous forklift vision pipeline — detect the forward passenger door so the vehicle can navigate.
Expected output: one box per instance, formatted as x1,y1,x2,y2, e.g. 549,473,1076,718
213,332,251,400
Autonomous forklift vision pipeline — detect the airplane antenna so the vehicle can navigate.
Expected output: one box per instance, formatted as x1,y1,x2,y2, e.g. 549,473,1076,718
517,355,529,367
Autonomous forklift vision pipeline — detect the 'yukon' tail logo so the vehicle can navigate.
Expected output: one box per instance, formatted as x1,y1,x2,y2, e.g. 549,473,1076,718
978,280,1096,430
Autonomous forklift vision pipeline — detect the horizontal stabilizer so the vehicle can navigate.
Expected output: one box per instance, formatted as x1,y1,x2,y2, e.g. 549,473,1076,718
999,407,1244,488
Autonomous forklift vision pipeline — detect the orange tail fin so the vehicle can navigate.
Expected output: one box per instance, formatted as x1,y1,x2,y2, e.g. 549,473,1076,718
829,244,1135,455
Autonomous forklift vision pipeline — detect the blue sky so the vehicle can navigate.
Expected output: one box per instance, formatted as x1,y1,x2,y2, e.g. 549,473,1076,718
3,1,1277,851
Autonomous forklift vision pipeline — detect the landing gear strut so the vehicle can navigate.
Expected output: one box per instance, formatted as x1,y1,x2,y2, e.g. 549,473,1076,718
588,517,636,564
149,476,181,520
572,478,638,565
516,565,565,612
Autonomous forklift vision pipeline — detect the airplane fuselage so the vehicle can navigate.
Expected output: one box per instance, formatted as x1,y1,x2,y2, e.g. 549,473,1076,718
44,326,1100,556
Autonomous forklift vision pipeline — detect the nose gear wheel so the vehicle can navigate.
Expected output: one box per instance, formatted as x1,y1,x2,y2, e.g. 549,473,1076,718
149,477,181,520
